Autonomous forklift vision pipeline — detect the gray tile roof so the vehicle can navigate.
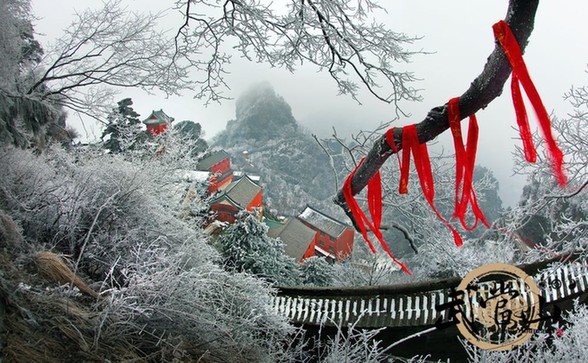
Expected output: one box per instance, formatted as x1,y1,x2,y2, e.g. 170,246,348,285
210,174,261,209
268,218,316,260
143,109,174,125
197,150,230,171
298,205,350,238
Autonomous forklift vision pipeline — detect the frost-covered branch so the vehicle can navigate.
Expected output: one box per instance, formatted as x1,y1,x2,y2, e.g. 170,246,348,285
27,0,193,120
173,0,422,105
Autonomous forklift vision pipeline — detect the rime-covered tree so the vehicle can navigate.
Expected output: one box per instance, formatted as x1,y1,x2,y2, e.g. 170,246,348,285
502,77,588,260
300,256,334,286
173,120,208,156
0,0,42,85
26,1,190,120
0,0,198,146
173,0,422,104
217,211,302,286
26,0,424,125
101,98,145,153
330,1,551,234
315,121,513,280
0,0,60,147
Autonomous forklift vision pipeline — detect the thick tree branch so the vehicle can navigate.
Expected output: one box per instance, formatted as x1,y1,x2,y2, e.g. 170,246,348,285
335,0,539,225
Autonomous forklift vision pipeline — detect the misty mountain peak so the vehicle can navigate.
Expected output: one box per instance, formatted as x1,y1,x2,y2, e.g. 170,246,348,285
212,81,340,215
235,81,278,119
220,82,297,142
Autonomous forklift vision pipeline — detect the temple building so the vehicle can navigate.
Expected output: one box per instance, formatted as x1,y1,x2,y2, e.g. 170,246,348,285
143,109,174,136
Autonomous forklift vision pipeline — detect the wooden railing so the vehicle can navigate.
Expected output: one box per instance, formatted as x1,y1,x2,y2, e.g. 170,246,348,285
272,258,588,328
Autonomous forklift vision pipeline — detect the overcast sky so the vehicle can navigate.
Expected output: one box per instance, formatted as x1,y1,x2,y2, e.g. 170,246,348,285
31,0,588,206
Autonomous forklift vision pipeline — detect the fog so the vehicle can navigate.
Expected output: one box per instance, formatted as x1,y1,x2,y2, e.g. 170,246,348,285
31,0,588,206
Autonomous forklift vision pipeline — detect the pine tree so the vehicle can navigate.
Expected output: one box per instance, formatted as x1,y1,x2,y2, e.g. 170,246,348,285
300,256,334,286
173,120,208,156
101,98,145,153
217,211,302,285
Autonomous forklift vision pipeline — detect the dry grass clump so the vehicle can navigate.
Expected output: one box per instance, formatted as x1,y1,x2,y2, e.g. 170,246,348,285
34,251,98,299
0,240,223,362
0,247,140,362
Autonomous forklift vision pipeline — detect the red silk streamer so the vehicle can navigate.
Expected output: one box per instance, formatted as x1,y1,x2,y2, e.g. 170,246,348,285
386,125,464,247
367,170,382,231
447,98,489,230
493,20,567,186
511,73,537,163
385,128,409,194
343,158,411,274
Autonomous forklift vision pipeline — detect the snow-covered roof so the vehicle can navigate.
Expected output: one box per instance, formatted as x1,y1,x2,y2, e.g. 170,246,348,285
177,170,210,182
298,205,351,238
314,245,336,260
233,171,260,183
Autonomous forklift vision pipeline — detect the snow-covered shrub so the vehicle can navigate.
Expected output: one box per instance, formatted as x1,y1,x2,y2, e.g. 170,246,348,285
308,322,441,363
98,240,295,362
330,252,412,287
0,146,296,362
317,325,389,363
216,211,303,286
409,238,517,279
464,300,588,362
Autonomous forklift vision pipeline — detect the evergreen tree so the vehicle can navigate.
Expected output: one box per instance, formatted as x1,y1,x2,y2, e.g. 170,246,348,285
0,0,60,148
173,120,208,156
217,211,302,285
300,256,334,286
101,98,145,153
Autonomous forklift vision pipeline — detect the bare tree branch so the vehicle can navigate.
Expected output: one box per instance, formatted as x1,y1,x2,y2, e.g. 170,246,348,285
312,133,340,191
173,0,423,106
25,0,193,119
544,180,588,199
387,221,419,254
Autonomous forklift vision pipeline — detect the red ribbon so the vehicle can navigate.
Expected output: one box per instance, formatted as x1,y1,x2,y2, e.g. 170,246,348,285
343,158,411,274
386,125,463,247
367,170,382,231
511,73,536,163
386,128,409,194
447,97,489,231
493,20,567,186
